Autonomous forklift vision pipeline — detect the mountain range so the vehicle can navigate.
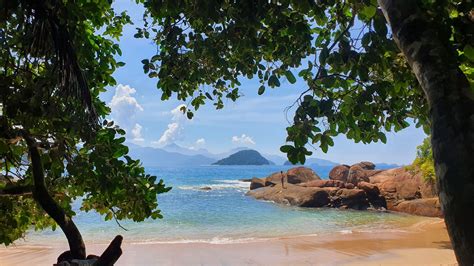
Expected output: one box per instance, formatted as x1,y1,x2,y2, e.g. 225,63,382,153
126,142,400,169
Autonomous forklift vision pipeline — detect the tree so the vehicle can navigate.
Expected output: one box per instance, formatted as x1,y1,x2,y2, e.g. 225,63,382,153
137,0,474,264
408,137,436,184
0,0,170,261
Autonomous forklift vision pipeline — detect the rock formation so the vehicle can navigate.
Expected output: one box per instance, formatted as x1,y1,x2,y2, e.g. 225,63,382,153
247,163,441,217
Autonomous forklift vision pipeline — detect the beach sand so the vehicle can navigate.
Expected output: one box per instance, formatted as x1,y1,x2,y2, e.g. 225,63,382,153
0,219,456,265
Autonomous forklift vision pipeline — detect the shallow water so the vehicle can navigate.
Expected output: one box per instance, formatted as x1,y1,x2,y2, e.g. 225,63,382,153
22,166,427,246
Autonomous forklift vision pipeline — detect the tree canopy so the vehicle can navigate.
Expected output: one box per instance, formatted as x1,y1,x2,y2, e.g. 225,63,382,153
137,0,472,164
0,0,169,256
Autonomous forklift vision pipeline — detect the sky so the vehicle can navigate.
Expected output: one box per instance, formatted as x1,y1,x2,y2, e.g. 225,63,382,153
101,1,427,165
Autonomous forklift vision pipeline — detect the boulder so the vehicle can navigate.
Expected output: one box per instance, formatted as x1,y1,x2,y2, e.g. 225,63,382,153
286,167,321,184
265,171,289,187
357,181,386,209
246,184,330,207
250,178,266,190
352,161,376,170
347,165,383,185
337,188,369,209
369,168,424,203
357,181,380,196
369,167,440,216
328,165,350,182
199,186,212,191
391,198,442,217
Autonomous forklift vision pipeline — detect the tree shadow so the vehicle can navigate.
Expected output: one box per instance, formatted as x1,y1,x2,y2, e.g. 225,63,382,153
433,241,453,250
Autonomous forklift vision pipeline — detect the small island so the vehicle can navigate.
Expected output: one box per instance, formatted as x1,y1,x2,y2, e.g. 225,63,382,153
213,150,270,165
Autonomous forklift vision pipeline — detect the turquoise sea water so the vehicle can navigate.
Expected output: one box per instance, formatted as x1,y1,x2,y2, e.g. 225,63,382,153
23,166,426,246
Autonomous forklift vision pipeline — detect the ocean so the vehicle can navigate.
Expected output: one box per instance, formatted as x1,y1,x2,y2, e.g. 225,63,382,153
22,165,426,246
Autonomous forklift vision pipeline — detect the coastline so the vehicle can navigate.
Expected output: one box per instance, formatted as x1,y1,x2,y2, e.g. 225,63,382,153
0,218,456,265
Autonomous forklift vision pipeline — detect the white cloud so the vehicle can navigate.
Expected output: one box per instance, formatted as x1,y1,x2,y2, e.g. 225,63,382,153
196,138,206,145
153,105,188,146
109,84,146,144
232,134,256,145
131,123,144,144
109,84,143,127
189,138,206,150
153,122,182,146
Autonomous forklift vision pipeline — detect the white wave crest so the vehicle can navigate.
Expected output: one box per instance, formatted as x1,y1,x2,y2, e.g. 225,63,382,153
131,236,260,245
178,180,249,192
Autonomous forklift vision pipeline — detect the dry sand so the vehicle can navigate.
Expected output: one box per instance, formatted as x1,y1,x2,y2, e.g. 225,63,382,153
0,219,456,265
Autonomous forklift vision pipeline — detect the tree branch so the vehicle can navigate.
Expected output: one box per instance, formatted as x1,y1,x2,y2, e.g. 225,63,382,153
22,130,86,259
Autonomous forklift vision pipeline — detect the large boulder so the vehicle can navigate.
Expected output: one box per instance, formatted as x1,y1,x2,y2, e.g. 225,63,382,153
246,184,330,207
357,181,386,209
369,167,439,215
265,171,286,185
369,168,424,204
335,188,369,210
286,167,321,184
346,165,382,185
352,161,376,170
250,177,266,190
328,165,350,182
357,181,380,196
391,198,442,217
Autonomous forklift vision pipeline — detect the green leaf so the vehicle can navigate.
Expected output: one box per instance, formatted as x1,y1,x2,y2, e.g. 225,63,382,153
284,70,296,84
464,45,474,61
360,6,377,19
268,75,280,87
258,85,265,95
280,145,293,153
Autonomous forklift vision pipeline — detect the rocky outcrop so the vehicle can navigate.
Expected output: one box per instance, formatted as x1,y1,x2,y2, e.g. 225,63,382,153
246,166,385,210
247,184,376,210
367,167,440,217
246,164,441,217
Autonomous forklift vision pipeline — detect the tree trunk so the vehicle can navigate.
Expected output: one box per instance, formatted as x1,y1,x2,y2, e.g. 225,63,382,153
379,1,474,265
24,133,86,260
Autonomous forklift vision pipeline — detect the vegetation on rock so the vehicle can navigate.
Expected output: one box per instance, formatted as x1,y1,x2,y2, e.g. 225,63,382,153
407,137,436,183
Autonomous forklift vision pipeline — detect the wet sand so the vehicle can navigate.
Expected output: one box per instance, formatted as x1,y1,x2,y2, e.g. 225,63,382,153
0,219,456,265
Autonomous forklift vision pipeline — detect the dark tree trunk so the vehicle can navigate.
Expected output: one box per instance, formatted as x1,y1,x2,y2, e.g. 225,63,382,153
379,1,474,265
24,133,86,259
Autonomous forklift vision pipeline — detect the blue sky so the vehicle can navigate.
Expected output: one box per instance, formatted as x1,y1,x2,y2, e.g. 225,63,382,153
101,1,427,165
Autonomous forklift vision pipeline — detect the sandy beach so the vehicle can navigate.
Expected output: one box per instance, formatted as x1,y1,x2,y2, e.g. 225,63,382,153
0,218,456,265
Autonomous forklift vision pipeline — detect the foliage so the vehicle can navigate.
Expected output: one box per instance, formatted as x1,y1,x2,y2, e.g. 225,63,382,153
0,0,169,246
137,0,473,164
407,137,436,183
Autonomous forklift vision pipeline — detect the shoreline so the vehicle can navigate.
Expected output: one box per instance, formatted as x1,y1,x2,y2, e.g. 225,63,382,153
0,219,456,265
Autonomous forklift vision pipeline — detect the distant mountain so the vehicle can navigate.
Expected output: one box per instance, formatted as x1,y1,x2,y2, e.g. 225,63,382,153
283,158,339,167
263,154,287,165
127,144,215,167
162,143,217,158
213,150,270,165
